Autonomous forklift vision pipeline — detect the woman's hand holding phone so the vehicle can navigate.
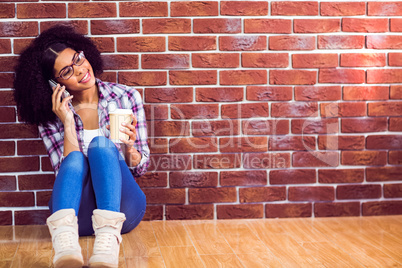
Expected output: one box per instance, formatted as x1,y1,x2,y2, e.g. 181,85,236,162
50,82,74,126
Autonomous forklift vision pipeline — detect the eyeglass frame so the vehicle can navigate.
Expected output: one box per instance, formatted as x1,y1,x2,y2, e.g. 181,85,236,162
54,51,86,80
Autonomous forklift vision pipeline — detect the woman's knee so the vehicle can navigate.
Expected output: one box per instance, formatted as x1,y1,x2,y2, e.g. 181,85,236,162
88,136,118,157
60,151,87,172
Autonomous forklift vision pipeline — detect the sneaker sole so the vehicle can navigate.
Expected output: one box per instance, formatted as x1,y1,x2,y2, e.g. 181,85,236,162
54,255,84,268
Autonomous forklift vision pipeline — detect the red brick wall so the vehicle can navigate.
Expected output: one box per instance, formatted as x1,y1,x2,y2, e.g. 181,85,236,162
0,1,401,225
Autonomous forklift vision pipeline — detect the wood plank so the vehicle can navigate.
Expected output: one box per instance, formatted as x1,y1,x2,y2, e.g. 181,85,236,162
122,221,160,257
159,246,204,268
151,221,192,247
125,256,165,268
236,253,284,268
200,254,243,267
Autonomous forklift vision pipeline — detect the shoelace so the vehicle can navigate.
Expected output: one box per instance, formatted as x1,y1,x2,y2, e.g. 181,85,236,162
56,231,75,250
94,233,115,252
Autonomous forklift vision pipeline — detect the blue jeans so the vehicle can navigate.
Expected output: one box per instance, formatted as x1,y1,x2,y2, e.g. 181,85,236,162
49,136,146,236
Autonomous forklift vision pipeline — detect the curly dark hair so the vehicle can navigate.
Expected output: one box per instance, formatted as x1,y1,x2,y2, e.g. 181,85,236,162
13,25,103,126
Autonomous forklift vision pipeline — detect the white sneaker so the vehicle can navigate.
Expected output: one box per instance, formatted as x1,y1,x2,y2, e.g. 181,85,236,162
46,209,84,268
89,209,126,268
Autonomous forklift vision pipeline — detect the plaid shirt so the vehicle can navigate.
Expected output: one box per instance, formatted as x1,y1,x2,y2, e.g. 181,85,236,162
38,79,150,177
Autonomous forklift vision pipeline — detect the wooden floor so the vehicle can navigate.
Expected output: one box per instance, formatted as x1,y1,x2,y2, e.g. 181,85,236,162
0,216,401,267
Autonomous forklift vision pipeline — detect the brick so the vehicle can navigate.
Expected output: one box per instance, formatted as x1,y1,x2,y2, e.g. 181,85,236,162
240,187,286,203
91,37,114,53
18,174,54,190
17,140,47,155
367,36,402,49
142,54,189,69
244,19,291,34
363,201,402,216
269,36,315,50
68,3,116,18
390,118,402,131
270,70,317,85
41,157,53,172
136,172,167,188
337,185,381,200
247,86,292,101
17,3,65,19
170,70,217,85
117,37,165,52
196,87,243,102
220,136,268,153
368,102,402,116
143,19,191,34
0,211,12,225
341,151,387,166
194,18,241,33
292,54,338,68
220,170,267,186
221,70,267,85
318,35,364,49
270,169,316,185
321,102,366,117
91,19,139,35
384,184,402,198
292,118,339,134
321,2,366,16
169,36,216,51
293,152,339,167
142,188,185,204
194,154,241,169
217,204,263,219
170,172,218,188
271,102,318,117
171,1,218,16
37,191,52,206
389,151,402,165
192,120,240,136
342,118,387,134
0,157,39,173
0,176,16,191
295,86,341,101
99,72,116,83
343,86,389,101
148,138,168,154
0,56,17,72
0,192,34,207
266,203,312,218
0,91,15,106
219,36,267,51
343,18,388,33
367,167,402,182
166,205,214,220
170,137,218,153
0,4,14,18
269,136,315,151
389,53,402,66
242,119,289,135
289,186,334,201
319,169,364,183
341,53,386,67
221,1,268,16
294,19,340,33
367,135,402,150
0,107,15,122
221,103,268,118
0,21,38,37
318,135,365,150
391,19,402,32
147,121,190,137
368,69,402,84
315,202,360,217
171,104,219,119
119,71,167,86
144,104,168,120
145,87,192,103
15,210,50,225
102,54,138,70
368,2,402,16
242,53,288,68
189,188,237,203
193,53,239,68
0,39,11,53
119,2,168,17
143,206,163,221
271,1,318,16
243,153,291,169
319,69,365,84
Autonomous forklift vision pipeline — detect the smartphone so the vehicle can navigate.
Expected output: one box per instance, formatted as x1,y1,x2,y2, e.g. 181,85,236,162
49,79,70,100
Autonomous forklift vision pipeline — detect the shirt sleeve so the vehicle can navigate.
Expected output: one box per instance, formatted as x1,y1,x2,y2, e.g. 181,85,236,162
127,88,150,177
38,122,65,176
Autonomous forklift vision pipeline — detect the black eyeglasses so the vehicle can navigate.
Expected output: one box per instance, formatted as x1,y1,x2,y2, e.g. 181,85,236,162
54,51,86,80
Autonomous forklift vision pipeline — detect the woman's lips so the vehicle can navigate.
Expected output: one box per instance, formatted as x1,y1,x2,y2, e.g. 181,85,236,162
80,72,91,83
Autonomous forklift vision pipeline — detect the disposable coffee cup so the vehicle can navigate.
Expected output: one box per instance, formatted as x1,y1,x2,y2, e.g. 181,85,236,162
109,109,133,143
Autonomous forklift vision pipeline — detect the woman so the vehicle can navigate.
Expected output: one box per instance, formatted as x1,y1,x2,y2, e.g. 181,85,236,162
13,25,149,268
